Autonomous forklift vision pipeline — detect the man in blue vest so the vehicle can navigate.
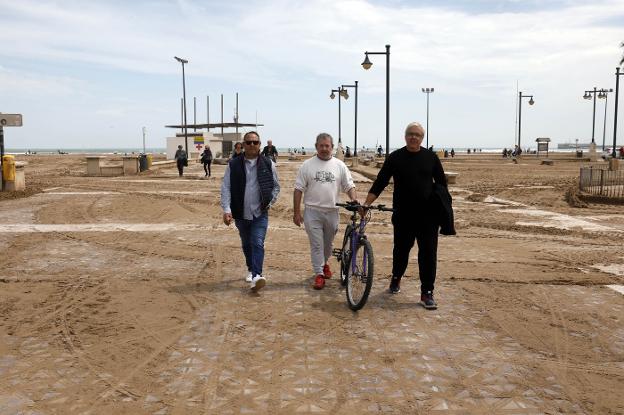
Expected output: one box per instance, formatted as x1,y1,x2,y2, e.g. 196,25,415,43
221,131,280,291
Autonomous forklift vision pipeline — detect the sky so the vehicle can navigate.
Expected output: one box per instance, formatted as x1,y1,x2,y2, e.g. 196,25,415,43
1,0,623,151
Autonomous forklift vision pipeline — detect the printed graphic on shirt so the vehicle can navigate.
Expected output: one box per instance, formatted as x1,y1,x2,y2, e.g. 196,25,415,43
314,171,336,183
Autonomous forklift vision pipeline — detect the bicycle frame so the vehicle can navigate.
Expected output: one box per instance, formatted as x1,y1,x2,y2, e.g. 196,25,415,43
349,213,370,276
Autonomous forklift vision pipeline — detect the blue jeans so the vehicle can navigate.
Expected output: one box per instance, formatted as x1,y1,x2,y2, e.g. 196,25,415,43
234,212,269,278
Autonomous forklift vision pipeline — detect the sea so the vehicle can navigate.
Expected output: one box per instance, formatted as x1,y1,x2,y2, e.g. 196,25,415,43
4,145,596,156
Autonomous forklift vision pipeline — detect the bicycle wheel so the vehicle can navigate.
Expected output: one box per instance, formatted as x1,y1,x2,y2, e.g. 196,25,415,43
338,225,353,287
346,238,374,311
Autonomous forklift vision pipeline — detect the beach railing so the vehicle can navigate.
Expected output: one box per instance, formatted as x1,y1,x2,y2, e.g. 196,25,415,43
579,166,624,199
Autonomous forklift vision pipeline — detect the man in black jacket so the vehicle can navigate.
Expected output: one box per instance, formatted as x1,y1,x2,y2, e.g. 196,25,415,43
362,122,449,310
220,131,280,291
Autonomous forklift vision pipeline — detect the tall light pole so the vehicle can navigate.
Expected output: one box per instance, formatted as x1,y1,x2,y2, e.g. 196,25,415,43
174,56,189,154
518,91,535,151
142,126,146,154
422,87,434,149
583,87,601,144
613,67,623,159
597,88,613,151
362,44,390,157
330,87,346,144
340,81,359,156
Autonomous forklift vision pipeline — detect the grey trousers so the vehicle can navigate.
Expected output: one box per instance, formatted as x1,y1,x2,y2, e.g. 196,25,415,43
303,207,339,275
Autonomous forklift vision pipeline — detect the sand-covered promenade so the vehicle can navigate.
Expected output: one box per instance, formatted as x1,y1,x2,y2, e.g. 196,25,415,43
1,153,623,414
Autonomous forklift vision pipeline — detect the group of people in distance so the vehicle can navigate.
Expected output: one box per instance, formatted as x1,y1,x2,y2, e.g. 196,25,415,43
219,121,455,310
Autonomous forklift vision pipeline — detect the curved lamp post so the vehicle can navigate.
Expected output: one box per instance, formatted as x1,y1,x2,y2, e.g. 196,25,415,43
174,56,189,153
340,81,359,156
330,87,347,144
422,87,434,148
518,91,535,150
361,44,390,157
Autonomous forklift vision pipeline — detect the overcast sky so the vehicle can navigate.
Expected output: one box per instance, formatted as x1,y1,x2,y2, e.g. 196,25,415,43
1,0,623,150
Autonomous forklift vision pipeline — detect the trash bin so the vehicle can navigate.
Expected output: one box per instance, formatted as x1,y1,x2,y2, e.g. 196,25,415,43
146,153,153,168
139,154,148,172
2,155,16,181
576,150,583,158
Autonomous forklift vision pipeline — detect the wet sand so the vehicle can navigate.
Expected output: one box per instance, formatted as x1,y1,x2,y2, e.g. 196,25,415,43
1,153,623,414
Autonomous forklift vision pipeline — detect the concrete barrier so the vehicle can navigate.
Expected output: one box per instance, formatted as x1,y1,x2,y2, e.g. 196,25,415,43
445,171,459,184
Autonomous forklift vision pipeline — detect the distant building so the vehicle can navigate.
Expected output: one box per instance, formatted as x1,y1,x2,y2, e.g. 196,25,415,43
165,122,263,160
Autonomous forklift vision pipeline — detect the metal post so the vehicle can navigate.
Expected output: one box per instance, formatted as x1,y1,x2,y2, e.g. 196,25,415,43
354,80,358,157
602,92,608,151
591,86,597,144
181,62,188,154
236,92,239,137
180,98,183,126
426,91,430,148
221,94,224,138
385,44,390,157
518,91,522,149
613,67,620,159
142,126,146,154
206,96,210,130
338,88,342,144
193,97,197,131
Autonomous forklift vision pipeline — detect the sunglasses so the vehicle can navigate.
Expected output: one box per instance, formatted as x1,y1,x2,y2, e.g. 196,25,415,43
244,140,260,145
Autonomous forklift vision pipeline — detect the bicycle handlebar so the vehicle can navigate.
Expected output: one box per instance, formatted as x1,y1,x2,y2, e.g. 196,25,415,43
336,202,394,212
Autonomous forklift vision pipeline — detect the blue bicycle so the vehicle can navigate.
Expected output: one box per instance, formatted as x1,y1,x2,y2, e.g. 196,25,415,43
333,202,393,311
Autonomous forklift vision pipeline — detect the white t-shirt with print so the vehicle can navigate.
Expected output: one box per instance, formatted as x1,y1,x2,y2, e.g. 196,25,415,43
294,156,355,210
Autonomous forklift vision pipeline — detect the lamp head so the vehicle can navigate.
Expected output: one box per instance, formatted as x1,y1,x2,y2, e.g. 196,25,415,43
174,56,188,64
528,97,535,105
361,54,372,70
583,93,591,100
343,91,349,100
330,92,336,99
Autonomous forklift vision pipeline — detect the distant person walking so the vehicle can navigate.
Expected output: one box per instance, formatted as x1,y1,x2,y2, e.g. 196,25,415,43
261,140,279,163
174,145,188,177
221,131,280,291
200,146,213,177
362,122,455,310
231,142,243,159
293,133,358,289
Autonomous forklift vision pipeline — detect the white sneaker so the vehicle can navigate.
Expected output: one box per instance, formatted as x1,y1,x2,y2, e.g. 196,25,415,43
245,271,253,283
250,275,266,291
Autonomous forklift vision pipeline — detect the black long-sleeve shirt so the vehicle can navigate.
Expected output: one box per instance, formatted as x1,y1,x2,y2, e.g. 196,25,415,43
369,146,446,215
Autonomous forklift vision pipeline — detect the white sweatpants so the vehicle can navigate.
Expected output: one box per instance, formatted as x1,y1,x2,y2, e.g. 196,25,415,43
303,207,339,275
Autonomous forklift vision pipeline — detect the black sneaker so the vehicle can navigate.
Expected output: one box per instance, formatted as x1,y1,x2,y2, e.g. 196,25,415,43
420,291,437,310
388,277,401,294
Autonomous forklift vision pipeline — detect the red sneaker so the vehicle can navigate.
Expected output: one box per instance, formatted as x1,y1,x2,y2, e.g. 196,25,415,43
313,274,325,290
323,264,332,279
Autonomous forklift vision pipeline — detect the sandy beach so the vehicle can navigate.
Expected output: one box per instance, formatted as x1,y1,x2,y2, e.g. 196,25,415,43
1,153,623,414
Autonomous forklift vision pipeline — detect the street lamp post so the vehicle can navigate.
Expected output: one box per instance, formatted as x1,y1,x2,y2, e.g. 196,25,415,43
612,67,623,158
422,87,434,149
174,56,189,154
340,81,359,156
362,44,390,157
330,87,346,144
517,91,535,151
597,88,614,151
583,87,602,144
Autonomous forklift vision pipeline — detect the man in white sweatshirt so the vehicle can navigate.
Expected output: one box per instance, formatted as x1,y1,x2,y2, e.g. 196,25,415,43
293,133,358,289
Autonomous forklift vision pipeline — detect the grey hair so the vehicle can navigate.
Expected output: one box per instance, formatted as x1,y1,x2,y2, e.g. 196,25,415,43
316,133,334,146
405,122,424,136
